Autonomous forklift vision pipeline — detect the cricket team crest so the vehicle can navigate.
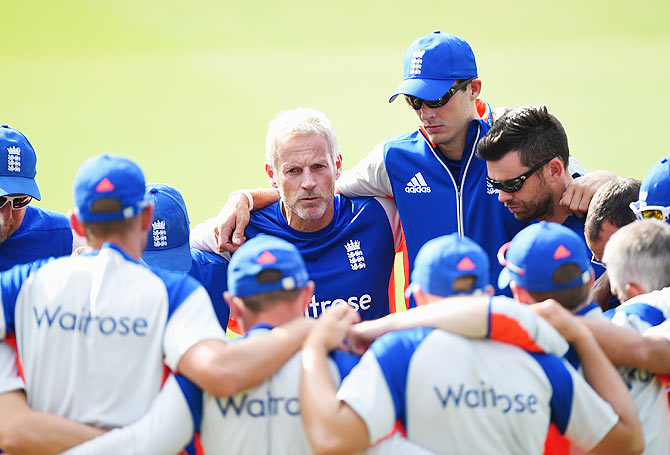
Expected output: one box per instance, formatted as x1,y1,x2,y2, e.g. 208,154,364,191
7,146,21,172
409,50,426,75
152,219,168,247
486,179,499,195
345,240,366,271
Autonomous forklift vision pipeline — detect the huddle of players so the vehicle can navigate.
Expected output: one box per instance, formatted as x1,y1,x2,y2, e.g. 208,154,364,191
2,29,670,455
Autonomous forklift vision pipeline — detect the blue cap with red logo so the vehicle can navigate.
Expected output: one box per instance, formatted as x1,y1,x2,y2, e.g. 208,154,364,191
407,233,490,297
389,31,477,103
228,235,309,298
73,154,151,223
498,221,592,292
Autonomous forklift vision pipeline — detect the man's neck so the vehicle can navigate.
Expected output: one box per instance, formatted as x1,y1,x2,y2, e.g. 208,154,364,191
434,112,479,162
538,174,573,225
241,306,302,332
87,235,143,261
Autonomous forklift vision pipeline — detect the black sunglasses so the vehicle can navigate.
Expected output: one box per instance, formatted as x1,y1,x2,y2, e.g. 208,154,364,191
0,194,32,210
405,78,475,110
486,155,558,193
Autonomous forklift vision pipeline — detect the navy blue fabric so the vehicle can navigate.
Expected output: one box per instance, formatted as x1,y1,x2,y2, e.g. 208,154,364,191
528,353,574,434
0,206,72,271
189,248,230,330
370,327,433,430
243,195,395,320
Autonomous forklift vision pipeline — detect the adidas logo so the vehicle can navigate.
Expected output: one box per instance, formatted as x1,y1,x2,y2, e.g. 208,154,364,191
405,172,431,193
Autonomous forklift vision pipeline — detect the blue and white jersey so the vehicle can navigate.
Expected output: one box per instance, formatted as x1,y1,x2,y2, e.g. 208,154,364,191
338,112,588,303
605,290,670,454
338,117,526,301
337,328,618,454
0,242,226,428
0,206,73,271
64,324,360,455
189,248,230,330
192,195,400,321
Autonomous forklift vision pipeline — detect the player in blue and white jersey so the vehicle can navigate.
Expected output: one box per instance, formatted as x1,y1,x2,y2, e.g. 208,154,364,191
630,155,670,224
0,155,314,454
301,230,643,454
142,183,230,329
191,107,400,321
498,221,668,454
64,235,360,455
476,105,606,281
0,124,74,270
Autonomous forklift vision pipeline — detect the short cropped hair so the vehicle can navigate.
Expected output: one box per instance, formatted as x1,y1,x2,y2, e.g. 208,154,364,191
239,288,303,313
82,198,139,237
585,178,641,244
477,105,569,169
604,219,670,295
265,108,340,169
525,263,590,310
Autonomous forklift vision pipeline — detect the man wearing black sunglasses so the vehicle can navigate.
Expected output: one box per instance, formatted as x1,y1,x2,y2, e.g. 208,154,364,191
0,125,73,270
476,105,605,281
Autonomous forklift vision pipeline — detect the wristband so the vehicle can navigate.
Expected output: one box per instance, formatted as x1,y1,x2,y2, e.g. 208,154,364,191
229,190,253,211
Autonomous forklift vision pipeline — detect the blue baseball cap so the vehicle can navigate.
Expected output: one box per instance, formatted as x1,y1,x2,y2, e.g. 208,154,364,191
630,156,670,223
389,31,478,103
142,183,192,273
498,222,592,292
0,125,41,200
407,233,490,298
228,235,309,298
73,154,151,223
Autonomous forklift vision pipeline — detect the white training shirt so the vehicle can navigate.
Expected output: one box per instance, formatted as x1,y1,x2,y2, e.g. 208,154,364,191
0,341,23,394
64,324,360,455
0,242,225,428
337,328,618,455
604,292,670,455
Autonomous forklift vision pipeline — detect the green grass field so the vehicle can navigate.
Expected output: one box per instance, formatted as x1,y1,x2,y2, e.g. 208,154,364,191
1,0,669,224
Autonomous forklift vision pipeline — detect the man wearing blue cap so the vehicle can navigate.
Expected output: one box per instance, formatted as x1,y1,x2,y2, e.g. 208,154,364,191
143,183,230,329
630,155,670,223
499,221,667,454
301,231,642,455
63,235,360,454
0,155,314,453
0,124,72,270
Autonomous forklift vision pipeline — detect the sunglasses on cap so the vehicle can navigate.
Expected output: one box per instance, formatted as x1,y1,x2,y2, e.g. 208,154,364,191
0,194,32,210
486,154,559,193
630,202,670,222
405,78,475,111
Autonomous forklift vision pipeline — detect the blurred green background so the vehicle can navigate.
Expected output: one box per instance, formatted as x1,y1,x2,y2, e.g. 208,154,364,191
1,0,668,224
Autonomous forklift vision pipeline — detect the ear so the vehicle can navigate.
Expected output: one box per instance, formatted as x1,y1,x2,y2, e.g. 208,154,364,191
69,210,86,237
265,162,279,189
224,291,243,319
334,153,343,180
624,282,647,300
301,281,315,312
139,204,155,232
511,281,533,304
469,79,482,99
413,288,429,306
544,157,565,182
